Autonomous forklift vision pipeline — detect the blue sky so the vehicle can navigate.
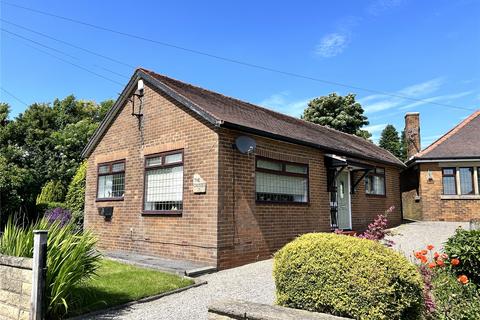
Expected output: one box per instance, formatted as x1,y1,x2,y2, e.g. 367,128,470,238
1,0,479,147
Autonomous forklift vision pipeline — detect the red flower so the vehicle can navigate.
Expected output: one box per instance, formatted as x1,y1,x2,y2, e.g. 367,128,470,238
441,253,448,259
420,255,428,264
414,251,423,259
458,275,469,285
451,258,460,266
436,259,445,267
434,252,440,259
427,244,434,250
421,249,428,255
428,262,436,269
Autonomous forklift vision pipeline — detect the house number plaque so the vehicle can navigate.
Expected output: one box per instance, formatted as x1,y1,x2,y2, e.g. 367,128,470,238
193,173,207,194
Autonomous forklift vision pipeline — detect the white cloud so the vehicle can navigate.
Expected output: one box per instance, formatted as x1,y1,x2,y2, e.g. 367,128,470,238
398,91,473,110
259,92,311,117
315,33,349,58
362,77,452,113
364,123,388,134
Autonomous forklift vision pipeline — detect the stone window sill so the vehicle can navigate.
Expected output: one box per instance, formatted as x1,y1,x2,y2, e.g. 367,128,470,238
441,195,480,200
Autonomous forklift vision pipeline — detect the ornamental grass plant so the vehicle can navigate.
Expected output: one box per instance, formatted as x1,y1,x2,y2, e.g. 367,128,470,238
0,217,101,319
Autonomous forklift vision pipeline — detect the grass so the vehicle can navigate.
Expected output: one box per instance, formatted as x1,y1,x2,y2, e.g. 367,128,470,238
68,259,195,317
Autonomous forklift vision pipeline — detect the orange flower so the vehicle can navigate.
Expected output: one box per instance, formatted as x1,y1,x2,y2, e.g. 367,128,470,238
427,244,434,250
428,262,436,269
421,249,428,255
458,275,469,285
434,252,440,259
414,251,423,259
420,255,428,264
451,258,460,266
436,259,445,267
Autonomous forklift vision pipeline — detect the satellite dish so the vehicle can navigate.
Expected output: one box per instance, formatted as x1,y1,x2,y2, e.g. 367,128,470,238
235,136,256,154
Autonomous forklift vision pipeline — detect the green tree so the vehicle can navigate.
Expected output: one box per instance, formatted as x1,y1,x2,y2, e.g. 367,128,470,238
36,180,66,205
302,93,371,139
379,125,402,159
0,95,112,224
0,103,10,126
65,161,87,225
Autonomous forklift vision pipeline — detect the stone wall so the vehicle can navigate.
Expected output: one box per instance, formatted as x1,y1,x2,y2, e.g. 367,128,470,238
208,300,351,320
0,255,33,320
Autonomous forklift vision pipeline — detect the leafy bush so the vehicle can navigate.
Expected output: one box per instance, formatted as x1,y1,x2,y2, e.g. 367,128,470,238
432,269,480,319
65,161,87,225
274,233,424,320
36,180,67,206
0,218,101,319
444,228,480,285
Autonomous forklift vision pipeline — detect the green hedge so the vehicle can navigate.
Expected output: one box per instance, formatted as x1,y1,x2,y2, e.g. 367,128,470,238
65,161,87,225
36,180,66,205
445,228,480,285
274,233,424,320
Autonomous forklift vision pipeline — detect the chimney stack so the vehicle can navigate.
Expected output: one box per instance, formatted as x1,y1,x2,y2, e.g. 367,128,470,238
404,112,421,159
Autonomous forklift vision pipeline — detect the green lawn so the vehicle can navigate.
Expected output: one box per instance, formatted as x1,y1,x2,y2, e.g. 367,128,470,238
68,259,194,316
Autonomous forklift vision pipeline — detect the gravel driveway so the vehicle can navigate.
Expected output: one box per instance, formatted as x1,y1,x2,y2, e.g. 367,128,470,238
387,221,469,261
84,259,275,320
85,221,468,319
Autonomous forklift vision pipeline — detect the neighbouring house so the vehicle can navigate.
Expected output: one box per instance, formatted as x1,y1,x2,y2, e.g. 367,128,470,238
401,111,480,222
81,68,404,269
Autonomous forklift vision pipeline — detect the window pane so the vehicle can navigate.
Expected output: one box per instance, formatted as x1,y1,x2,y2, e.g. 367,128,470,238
145,166,183,211
257,159,282,171
256,171,307,202
165,153,182,164
111,173,125,197
112,162,125,172
376,168,385,174
98,165,109,174
459,167,473,195
365,174,385,195
443,168,454,175
146,156,162,167
285,164,307,174
97,175,112,198
443,176,456,195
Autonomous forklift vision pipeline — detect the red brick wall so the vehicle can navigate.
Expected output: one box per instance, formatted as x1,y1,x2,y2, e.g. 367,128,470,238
84,82,219,266
415,163,480,221
217,129,402,269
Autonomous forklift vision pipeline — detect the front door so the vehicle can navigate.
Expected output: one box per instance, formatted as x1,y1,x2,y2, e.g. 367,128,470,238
336,171,351,230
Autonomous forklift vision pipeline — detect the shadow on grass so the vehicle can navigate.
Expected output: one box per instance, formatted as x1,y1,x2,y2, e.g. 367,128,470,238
67,285,134,317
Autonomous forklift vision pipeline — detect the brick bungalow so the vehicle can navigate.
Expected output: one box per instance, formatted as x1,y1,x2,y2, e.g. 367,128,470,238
402,111,480,222
81,68,404,269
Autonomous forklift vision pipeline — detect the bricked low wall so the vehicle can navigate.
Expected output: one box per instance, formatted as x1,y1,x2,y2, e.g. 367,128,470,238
208,300,351,320
0,255,33,320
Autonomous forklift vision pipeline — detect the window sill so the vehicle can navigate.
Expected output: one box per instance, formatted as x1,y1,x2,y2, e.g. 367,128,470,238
142,210,183,216
441,195,480,200
365,194,387,198
96,197,124,202
255,201,309,205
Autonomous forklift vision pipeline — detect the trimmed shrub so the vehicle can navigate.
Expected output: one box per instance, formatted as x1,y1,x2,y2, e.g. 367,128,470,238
0,217,101,319
274,233,424,320
36,180,66,205
444,228,480,285
65,161,87,225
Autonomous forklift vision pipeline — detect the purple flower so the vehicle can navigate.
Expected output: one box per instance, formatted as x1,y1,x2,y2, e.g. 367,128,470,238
45,207,72,227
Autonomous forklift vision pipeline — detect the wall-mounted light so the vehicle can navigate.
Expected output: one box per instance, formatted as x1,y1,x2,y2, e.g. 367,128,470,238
129,80,144,129
426,170,434,183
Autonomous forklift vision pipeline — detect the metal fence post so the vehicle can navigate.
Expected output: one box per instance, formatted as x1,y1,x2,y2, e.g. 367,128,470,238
31,230,47,320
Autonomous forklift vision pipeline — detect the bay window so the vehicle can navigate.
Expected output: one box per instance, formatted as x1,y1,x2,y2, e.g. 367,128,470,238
144,150,183,213
97,160,125,200
255,158,308,203
365,168,386,196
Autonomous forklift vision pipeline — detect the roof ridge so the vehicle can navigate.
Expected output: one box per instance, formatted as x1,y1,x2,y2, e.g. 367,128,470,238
138,68,385,152
415,109,480,159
